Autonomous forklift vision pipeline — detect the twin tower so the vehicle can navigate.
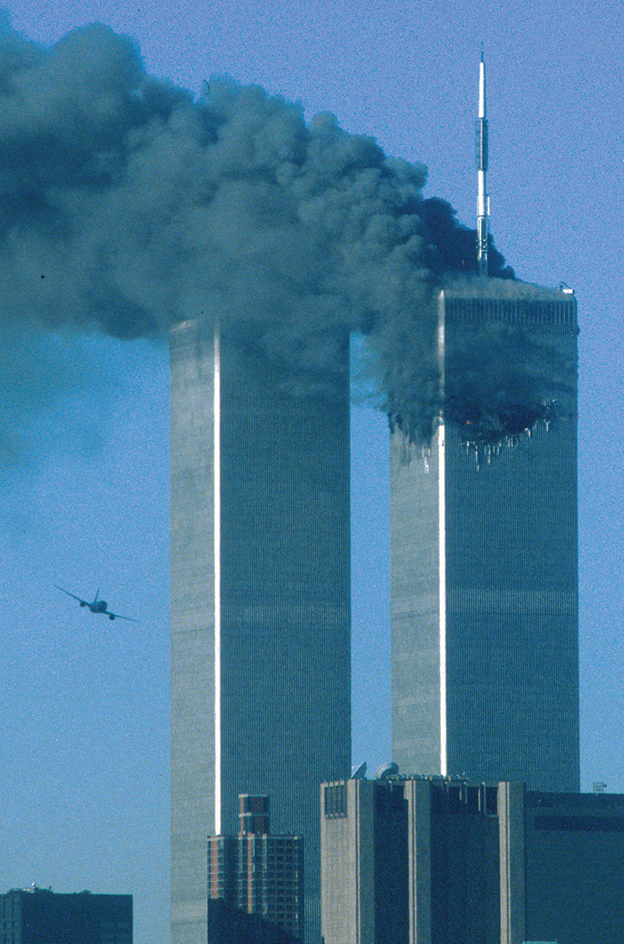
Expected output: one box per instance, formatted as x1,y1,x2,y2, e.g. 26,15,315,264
169,53,578,944
170,281,579,944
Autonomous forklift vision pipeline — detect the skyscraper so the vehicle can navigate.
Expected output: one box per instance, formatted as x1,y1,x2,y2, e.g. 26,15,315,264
390,54,579,792
170,320,351,944
391,280,579,790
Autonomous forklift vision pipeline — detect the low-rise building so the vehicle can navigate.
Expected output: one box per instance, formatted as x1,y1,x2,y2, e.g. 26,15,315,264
0,887,132,944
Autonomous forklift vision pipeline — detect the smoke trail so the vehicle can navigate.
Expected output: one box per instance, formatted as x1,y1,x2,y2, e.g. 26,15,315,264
0,18,561,466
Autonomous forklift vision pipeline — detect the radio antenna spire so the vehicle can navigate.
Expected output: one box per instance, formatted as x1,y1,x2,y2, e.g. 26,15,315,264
476,49,489,276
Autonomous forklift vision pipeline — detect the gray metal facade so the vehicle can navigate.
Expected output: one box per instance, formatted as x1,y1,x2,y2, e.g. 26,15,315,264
320,779,410,944
321,777,624,944
391,286,579,791
170,320,351,944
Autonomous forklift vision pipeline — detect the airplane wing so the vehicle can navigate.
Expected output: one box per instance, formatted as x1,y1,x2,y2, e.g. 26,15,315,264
54,584,90,606
107,611,139,623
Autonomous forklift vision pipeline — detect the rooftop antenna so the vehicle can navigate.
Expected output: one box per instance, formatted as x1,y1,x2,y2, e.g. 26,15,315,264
476,47,489,276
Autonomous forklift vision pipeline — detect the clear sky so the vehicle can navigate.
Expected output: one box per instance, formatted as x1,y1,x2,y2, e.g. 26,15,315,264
0,1,623,942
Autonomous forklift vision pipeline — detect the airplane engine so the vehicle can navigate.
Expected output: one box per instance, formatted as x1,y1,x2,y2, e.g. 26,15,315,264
109,614,115,620
80,602,86,607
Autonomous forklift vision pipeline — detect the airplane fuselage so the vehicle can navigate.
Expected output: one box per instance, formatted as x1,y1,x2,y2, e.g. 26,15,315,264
55,585,134,622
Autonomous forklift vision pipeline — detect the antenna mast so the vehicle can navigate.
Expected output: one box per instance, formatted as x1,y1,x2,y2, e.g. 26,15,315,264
476,50,489,276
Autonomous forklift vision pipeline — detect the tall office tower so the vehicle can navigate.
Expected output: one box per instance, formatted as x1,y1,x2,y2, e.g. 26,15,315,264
170,319,351,944
391,280,579,790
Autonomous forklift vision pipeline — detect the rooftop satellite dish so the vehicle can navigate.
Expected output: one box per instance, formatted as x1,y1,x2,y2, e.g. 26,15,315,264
375,761,399,781
351,761,367,780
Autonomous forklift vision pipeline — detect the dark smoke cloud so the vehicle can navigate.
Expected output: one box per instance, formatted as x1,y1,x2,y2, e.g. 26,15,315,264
422,197,515,280
0,17,561,467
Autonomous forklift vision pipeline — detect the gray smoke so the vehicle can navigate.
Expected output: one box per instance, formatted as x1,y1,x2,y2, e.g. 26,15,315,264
0,18,563,465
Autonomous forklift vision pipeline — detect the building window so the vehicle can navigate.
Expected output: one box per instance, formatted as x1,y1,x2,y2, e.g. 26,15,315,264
324,783,347,818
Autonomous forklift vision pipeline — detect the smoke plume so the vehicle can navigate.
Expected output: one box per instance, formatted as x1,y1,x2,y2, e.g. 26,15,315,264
0,18,565,465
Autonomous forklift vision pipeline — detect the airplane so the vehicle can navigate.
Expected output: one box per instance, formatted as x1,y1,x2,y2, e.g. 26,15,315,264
54,585,138,622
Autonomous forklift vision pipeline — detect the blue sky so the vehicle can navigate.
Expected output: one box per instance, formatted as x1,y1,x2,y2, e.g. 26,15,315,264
0,1,623,942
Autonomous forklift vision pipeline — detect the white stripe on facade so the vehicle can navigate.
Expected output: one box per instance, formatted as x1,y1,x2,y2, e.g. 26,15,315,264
438,422,447,777
213,329,222,834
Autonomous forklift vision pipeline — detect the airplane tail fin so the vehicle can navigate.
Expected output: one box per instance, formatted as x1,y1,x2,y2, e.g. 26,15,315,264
94,588,100,604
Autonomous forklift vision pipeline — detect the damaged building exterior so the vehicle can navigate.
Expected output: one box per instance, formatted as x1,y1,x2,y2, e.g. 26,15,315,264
169,320,351,944
391,281,579,791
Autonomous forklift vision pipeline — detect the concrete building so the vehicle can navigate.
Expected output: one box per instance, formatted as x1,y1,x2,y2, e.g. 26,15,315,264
207,794,303,941
170,320,351,944
391,282,579,791
0,888,132,944
321,775,624,944
321,777,410,944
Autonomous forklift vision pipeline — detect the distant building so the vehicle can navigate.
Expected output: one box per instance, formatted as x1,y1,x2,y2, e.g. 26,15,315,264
321,775,624,944
0,887,132,944
208,794,304,942
391,282,579,791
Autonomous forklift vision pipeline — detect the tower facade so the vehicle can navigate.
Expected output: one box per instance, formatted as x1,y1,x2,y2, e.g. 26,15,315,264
170,320,351,944
391,282,579,791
